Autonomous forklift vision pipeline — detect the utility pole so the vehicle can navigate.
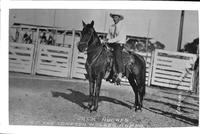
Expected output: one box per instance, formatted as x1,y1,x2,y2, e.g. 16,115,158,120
177,10,185,52
53,9,56,27
103,11,108,32
146,19,151,52
103,11,108,39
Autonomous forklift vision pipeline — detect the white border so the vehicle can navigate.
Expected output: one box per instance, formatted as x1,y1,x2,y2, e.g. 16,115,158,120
5,1,200,10
0,1,200,134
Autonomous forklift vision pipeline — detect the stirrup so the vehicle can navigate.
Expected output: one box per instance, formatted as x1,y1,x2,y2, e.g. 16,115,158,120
115,77,121,85
104,71,110,79
115,75,122,85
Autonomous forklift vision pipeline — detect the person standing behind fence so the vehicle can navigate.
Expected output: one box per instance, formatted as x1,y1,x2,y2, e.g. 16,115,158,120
40,32,47,44
193,45,199,94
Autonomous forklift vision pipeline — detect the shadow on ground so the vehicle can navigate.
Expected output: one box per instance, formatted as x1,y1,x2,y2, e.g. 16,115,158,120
51,88,199,126
51,88,132,110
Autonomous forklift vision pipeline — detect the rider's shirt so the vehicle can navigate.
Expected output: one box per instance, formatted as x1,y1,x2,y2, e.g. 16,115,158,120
107,21,126,44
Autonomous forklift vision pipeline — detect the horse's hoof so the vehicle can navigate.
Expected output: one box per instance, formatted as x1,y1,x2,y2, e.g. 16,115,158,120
89,108,97,113
135,105,141,112
90,106,98,112
135,106,142,112
87,104,92,109
137,108,142,112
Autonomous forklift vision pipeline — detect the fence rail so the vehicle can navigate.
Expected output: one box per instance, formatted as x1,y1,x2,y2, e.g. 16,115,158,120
9,42,35,74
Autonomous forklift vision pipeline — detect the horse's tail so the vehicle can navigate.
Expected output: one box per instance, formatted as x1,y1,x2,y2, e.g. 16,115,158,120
137,54,146,97
142,79,146,97
142,57,146,97
141,64,146,97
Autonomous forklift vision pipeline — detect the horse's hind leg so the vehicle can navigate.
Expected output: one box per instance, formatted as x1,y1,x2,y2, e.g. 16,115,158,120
138,85,145,108
134,78,144,111
136,71,146,110
137,86,143,111
128,75,139,111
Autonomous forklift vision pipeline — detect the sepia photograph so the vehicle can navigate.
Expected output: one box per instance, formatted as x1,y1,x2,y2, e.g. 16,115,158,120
8,9,199,128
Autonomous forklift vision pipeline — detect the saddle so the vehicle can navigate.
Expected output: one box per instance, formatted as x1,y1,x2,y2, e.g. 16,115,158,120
103,43,136,84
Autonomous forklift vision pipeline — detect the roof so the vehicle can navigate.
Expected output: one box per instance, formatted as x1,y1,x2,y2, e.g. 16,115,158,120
12,23,62,30
126,35,152,41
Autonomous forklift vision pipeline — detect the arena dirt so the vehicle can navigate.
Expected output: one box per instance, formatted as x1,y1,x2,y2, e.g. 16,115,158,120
9,73,199,127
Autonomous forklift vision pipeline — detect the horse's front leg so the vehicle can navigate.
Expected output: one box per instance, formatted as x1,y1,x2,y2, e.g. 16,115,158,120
88,80,95,110
92,76,103,112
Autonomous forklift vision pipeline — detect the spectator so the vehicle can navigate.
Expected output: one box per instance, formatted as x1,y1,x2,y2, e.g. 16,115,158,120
40,32,47,44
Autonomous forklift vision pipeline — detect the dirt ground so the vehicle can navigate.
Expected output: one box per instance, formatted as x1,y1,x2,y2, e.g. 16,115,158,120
9,72,199,127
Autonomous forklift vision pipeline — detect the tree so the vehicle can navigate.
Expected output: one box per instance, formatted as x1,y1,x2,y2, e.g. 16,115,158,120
125,38,165,52
183,38,199,54
153,41,165,50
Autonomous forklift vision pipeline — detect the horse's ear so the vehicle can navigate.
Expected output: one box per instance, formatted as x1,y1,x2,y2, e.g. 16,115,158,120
82,20,86,27
91,20,94,27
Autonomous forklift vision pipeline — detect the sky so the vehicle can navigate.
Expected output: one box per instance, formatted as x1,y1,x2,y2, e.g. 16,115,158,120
10,9,199,51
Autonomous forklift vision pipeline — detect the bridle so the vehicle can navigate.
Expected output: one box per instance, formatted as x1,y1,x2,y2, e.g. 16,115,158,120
79,27,95,52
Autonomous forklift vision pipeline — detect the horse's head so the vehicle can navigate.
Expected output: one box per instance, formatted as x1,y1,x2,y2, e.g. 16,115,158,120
78,20,95,52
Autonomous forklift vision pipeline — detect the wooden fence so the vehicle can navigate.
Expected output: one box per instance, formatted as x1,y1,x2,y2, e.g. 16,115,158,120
9,25,197,91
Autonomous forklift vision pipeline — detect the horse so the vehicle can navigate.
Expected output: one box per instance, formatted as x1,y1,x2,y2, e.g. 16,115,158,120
77,20,146,112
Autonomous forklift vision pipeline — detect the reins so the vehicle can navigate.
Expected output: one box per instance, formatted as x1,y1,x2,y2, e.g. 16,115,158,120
85,31,104,67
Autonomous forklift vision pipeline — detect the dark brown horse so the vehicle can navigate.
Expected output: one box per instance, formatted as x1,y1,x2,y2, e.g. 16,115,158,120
77,20,146,112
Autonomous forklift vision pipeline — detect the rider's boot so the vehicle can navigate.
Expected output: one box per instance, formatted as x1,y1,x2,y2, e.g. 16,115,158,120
116,72,123,85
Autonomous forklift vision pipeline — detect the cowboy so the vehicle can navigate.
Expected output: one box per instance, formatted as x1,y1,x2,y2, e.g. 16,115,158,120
106,13,126,84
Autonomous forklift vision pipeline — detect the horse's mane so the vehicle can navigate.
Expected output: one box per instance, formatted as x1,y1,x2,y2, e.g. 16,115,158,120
86,25,103,53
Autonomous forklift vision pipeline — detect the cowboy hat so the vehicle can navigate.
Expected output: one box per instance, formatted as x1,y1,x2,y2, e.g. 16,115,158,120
110,13,124,21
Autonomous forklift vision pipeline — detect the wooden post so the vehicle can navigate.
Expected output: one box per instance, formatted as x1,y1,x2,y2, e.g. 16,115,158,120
62,31,65,47
31,28,40,75
150,49,158,86
191,56,197,92
69,29,76,78
177,10,185,52
147,50,155,86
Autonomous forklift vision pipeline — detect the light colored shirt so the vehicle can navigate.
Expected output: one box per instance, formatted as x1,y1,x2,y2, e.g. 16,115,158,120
107,21,126,44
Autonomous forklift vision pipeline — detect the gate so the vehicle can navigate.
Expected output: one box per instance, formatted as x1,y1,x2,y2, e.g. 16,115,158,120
150,49,197,91
70,37,87,79
34,28,75,77
36,44,72,77
9,42,35,74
